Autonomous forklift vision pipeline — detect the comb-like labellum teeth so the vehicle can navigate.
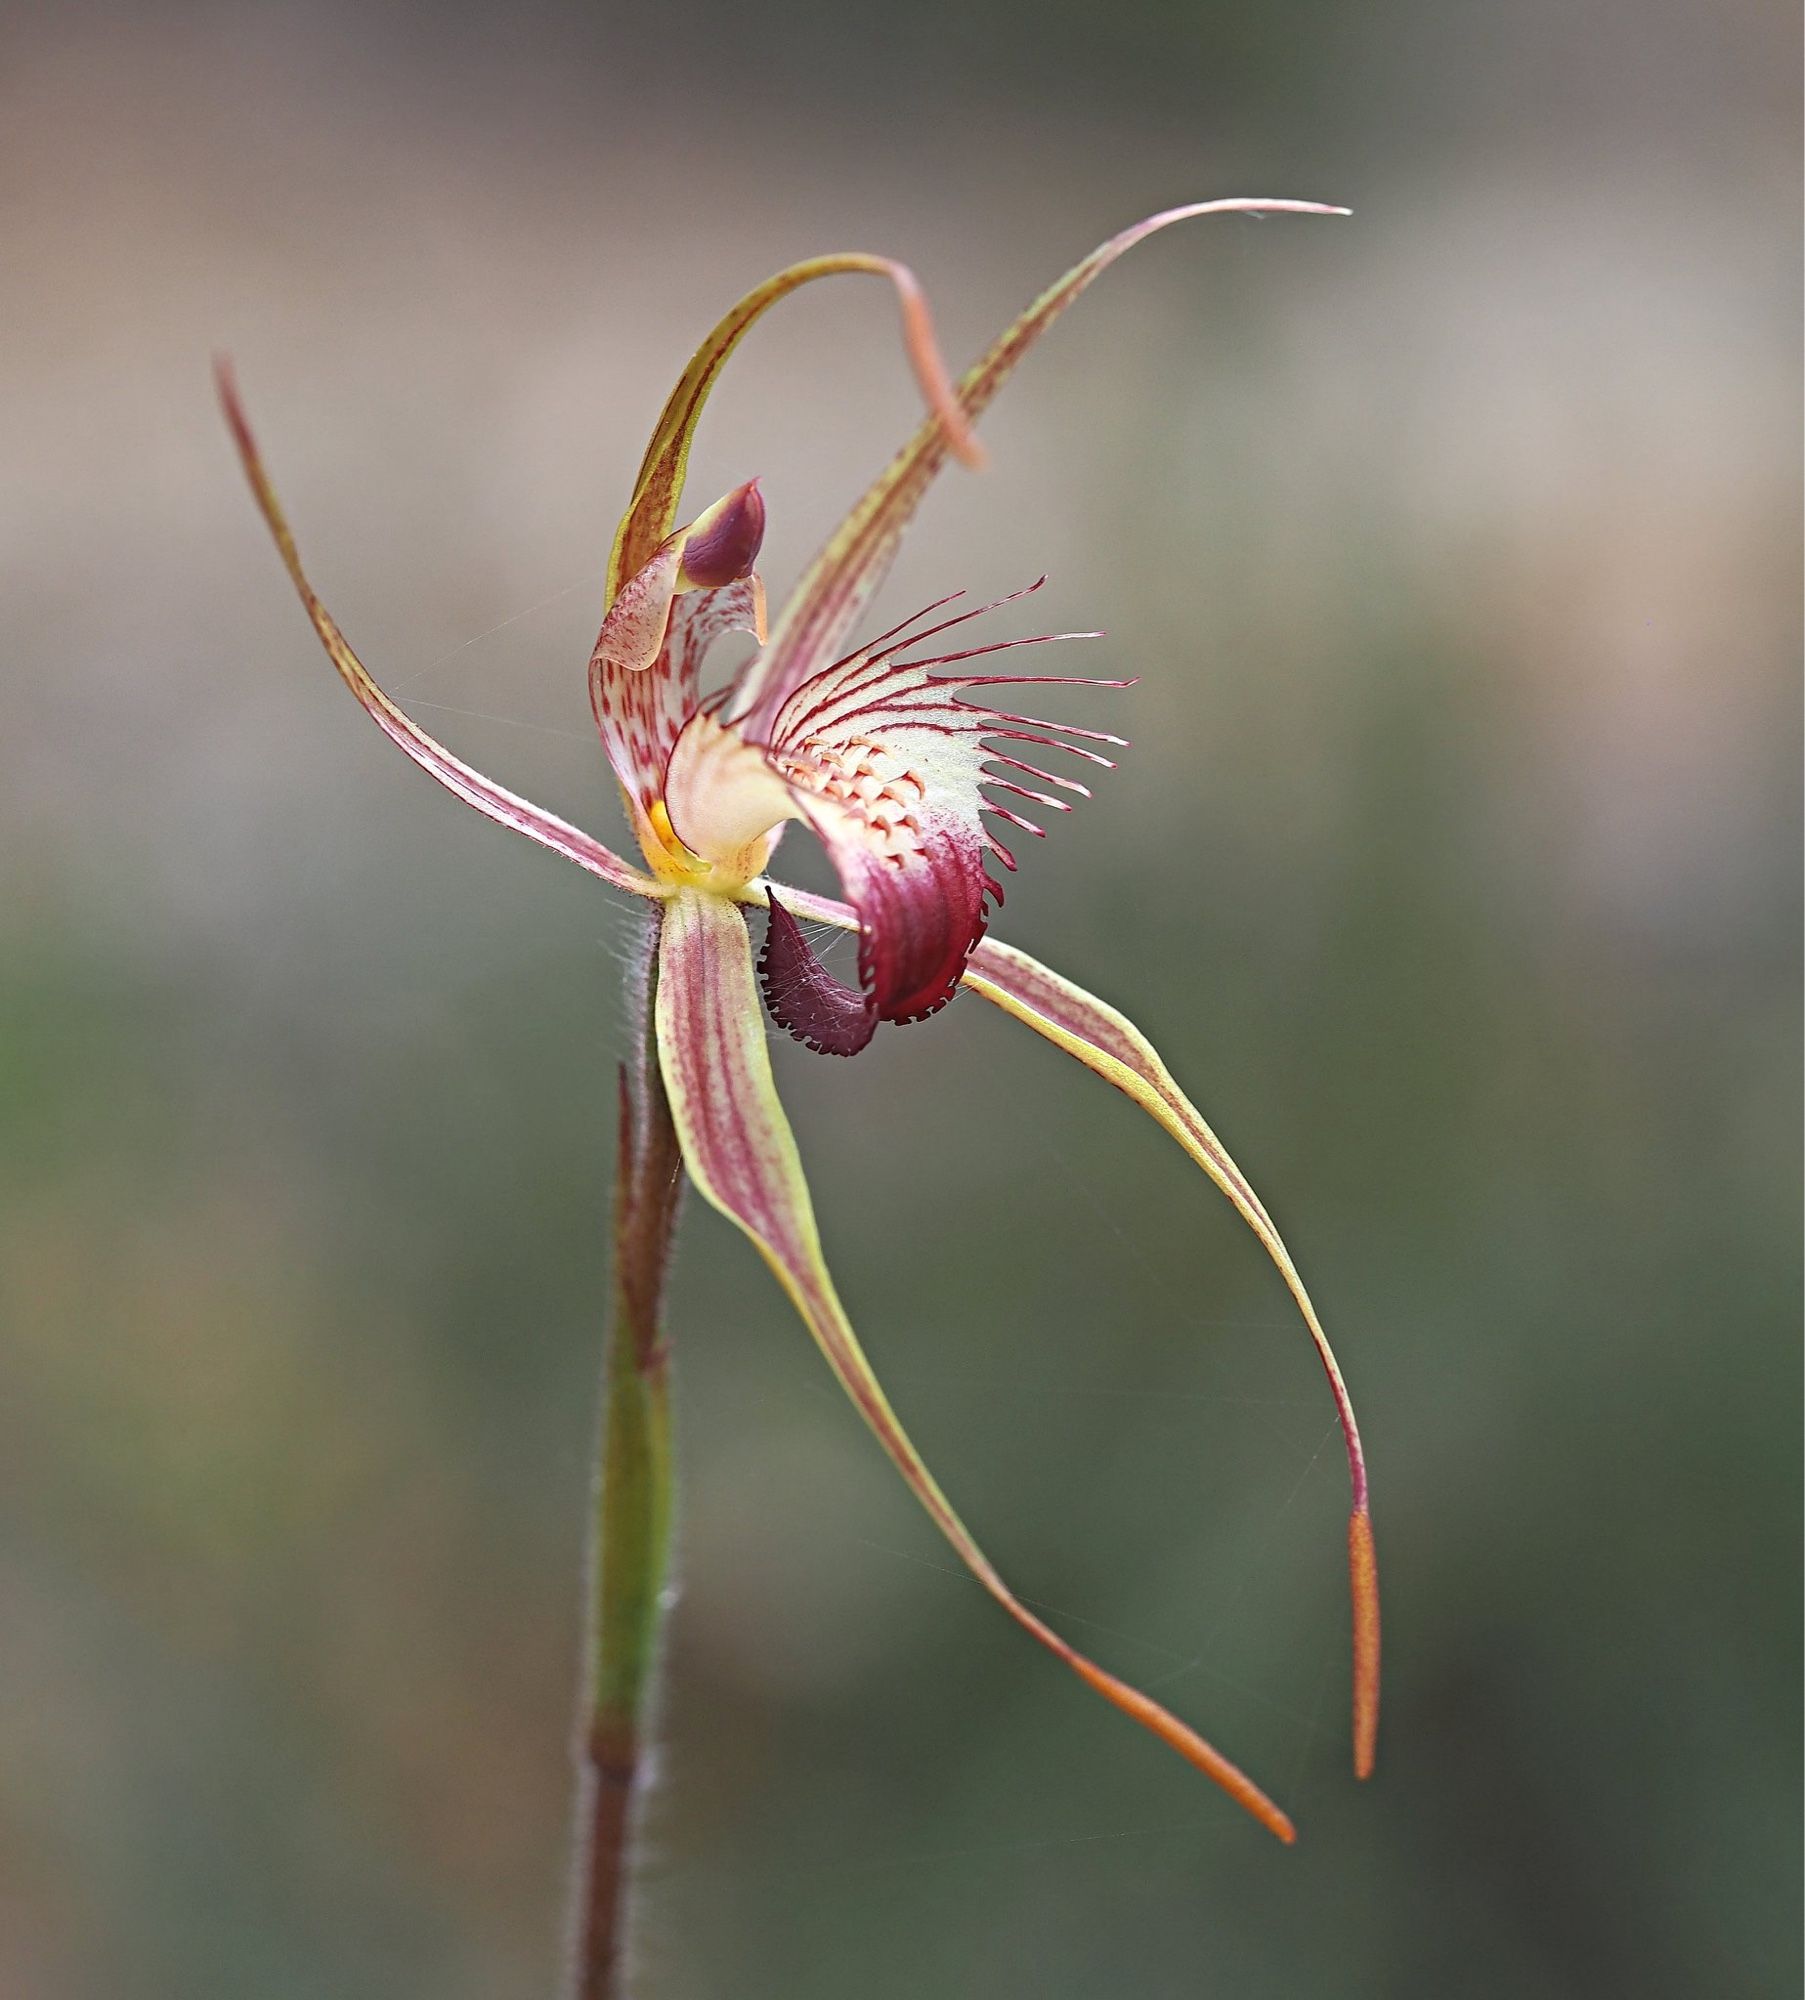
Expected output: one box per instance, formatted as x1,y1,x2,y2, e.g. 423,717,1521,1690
987,753,1093,797
754,585,1126,1039
679,479,766,589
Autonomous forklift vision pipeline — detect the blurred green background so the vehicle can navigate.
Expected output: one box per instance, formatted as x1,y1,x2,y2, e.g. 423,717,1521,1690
2,1,1798,1995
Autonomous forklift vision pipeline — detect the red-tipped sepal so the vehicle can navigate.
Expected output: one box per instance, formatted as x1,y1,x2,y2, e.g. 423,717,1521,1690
608,255,980,603
751,882,1384,1779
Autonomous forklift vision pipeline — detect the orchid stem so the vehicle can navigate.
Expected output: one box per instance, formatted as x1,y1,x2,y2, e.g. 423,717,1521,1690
570,918,683,2000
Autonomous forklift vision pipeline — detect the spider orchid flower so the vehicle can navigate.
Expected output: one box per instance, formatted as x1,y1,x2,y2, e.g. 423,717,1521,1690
220,198,1377,1847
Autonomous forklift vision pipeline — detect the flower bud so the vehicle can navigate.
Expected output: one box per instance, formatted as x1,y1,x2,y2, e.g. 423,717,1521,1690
678,479,765,589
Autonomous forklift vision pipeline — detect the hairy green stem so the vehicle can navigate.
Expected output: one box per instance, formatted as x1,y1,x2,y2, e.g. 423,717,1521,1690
570,919,683,2000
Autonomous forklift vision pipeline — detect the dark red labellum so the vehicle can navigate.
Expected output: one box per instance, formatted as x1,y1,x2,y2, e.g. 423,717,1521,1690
759,893,878,1057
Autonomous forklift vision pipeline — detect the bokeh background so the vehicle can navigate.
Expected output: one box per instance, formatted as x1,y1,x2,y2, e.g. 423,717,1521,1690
2,1,1798,1995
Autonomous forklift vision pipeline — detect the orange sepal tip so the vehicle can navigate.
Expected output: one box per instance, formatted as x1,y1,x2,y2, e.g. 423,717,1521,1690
1348,1507,1381,1780
1067,1652,1298,1844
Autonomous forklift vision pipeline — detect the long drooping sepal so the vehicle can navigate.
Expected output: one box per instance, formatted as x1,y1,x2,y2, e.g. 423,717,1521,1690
751,881,1378,1778
217,362,658,900
732,198,1347,738
653,889,1295,1840
607,258,981,602
961,936,1380,1780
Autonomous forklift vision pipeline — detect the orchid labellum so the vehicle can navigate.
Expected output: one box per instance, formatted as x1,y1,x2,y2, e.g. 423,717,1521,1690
223,197,1377,1984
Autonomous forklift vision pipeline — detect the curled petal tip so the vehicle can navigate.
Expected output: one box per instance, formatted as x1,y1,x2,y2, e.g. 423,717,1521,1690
215,356,252,445
890,268,985,471
1348,1507,1381,1779
1218,198,1349,218
680,478,766,589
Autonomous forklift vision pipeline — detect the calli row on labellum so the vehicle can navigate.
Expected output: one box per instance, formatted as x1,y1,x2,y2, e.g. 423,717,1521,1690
220,197,1377,1843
